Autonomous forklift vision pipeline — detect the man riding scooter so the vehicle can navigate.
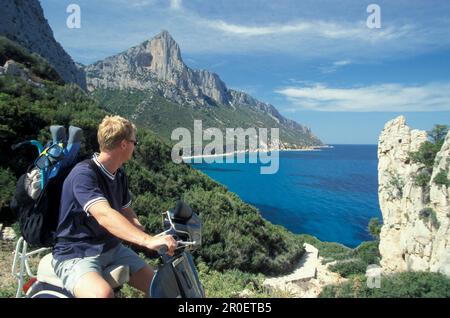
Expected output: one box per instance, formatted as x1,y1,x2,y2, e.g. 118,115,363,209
52,115,177,298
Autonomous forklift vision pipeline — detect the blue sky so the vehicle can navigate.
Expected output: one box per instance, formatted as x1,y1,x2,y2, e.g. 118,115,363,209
39,0,450,144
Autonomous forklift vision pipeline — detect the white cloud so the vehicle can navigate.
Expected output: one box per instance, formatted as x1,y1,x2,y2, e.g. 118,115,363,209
319,60,352,74
202,19,408,42
333,60,352,67
276,83,450,112
125,0,155,7
169,0,182,10
178,14,448,60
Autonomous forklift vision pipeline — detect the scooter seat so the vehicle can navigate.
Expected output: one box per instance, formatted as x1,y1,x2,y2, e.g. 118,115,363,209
37,253,130,290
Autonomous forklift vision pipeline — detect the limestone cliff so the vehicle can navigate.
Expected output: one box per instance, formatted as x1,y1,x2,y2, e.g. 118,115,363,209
86,30,229,106
0,0,86,89
378,116,450,276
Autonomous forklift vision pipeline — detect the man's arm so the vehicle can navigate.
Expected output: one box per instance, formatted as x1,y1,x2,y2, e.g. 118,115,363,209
121,207,145,231
88,201,176,254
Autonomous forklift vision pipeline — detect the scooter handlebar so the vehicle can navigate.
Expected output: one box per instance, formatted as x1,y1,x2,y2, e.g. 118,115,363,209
157,245,168,256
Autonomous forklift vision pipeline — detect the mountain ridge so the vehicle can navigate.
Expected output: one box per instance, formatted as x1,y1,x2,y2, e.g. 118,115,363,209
86,30,322,147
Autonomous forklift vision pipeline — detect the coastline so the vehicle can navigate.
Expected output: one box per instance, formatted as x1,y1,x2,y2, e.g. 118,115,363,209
181,145,333,160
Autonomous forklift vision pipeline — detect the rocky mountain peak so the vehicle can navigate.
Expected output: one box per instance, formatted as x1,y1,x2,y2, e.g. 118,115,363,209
147,30,184,81
86,30,229,105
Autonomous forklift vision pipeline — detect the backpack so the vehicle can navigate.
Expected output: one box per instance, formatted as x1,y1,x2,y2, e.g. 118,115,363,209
10,125,83,248
10,163,78,247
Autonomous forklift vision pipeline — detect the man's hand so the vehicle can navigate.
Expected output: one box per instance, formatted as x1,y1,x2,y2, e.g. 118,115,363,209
88,201,177,255
144,235,177,256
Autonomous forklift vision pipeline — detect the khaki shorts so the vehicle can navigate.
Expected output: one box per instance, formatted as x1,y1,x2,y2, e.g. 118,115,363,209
52,243,147,295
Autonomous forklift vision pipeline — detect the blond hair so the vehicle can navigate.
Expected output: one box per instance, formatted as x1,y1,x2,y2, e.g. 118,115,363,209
97,115,136,152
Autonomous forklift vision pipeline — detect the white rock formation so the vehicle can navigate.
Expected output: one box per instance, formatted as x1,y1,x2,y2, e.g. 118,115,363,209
1,60,44,87
378,116,450,276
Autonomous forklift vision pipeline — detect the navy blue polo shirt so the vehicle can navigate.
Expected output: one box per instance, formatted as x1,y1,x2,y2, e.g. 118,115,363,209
52,154,132,262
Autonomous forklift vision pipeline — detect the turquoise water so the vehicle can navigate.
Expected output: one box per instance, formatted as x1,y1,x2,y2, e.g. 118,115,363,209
191,145,382,248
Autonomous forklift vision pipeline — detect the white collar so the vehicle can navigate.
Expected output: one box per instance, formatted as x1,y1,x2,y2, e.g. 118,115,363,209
92,153,116,180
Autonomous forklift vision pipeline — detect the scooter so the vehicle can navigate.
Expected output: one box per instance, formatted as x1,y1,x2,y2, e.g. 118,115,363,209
12,201,205,298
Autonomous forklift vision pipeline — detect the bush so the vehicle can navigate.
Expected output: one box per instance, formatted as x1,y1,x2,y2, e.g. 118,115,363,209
320,271,450,298
428,124,449,148
329,259,368,278
419,208,440,229
433,169,449,187
368,218,382,239
353,241,380,265
414,171,431,187
409,141,440,169
0,168,15,207
388,171,405,198
198,264,264,298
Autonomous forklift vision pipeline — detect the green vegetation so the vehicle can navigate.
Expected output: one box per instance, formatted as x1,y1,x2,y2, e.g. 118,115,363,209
414,171,431,188
386,170,404,199
92,88,321,148
419,208,440,229
300,234,353,262
368,217,382,239
197,262,264,298
0,40,304,280
433,169,449,187
0,168,15,222
409,124,449,203
319,271,450,298
0,168,15,208
0,36,63,84
326,241,381,278
301,221,381,279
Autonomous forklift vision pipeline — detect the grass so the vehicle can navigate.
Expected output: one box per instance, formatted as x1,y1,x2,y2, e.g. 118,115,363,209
0,241,18,298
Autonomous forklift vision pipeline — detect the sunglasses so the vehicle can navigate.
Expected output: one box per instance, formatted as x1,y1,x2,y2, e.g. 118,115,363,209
127,139,139,146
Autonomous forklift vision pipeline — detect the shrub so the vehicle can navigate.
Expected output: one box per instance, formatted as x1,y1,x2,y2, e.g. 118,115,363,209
320,271,450,298
433,169,449,187
353,241,380,265
414,171,431,187
198,264,265,298
419,208,440,229
329,259,368,278
0,168,15,207
368,218,382,239
428,124,449,147
408,125,449,204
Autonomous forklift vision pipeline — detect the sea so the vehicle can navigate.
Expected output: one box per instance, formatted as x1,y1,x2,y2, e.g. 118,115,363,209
191,145,382,248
